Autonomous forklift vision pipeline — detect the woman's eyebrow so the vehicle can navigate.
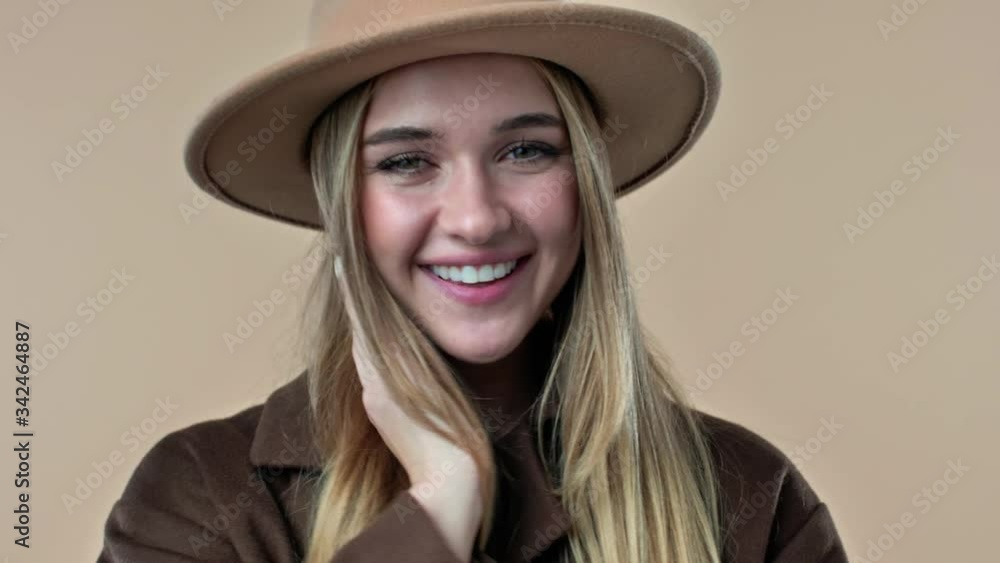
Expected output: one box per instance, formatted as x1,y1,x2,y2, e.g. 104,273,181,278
363,125,442,148
362,112,564,147
492,112,565,135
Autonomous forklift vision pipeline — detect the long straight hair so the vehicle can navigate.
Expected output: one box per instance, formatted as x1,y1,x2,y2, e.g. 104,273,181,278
294,56,725,563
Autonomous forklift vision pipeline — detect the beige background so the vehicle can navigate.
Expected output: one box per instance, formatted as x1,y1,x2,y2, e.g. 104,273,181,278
2,0,996,561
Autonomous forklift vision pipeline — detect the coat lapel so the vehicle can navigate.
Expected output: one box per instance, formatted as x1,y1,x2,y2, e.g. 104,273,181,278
248,371,322,470
249,369,571,561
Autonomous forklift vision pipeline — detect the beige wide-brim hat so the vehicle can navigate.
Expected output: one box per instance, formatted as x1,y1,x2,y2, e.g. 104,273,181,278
183,0,721,230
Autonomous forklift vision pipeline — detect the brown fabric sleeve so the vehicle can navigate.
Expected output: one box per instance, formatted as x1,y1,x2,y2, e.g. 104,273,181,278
765,464,849,563
328,489,468,563
768,502,849,563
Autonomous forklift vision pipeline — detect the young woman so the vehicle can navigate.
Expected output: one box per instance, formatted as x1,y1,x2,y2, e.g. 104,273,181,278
99,2,848,562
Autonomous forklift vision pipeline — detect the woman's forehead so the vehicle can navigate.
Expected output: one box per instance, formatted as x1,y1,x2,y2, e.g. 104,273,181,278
365,54,559,125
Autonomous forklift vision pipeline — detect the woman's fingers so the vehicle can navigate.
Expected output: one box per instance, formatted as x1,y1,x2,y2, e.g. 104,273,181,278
334,258,477,495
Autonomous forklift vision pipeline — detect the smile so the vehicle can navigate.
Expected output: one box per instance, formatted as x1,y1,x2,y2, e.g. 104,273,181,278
429,259,520,284
419,254,532,306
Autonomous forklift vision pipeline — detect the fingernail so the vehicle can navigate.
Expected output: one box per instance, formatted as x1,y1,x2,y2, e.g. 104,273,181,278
334,255,343,280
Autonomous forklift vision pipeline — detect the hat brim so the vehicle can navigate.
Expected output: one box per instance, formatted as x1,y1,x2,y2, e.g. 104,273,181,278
183,3,721,230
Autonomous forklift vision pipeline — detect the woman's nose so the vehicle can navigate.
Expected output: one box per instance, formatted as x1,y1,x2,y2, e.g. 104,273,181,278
436,163,512,245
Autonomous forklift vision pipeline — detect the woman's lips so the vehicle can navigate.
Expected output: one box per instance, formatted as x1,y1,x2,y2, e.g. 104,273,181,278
420,254,532,306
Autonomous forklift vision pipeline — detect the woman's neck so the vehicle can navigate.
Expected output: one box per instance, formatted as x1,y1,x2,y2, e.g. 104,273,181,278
446,320,553,422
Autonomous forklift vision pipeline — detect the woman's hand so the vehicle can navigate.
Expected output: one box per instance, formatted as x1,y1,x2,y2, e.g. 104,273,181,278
334,256,483,559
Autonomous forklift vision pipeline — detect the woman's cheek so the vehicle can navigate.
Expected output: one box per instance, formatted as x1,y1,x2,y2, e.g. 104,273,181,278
361,189,427,274
531,177,579,241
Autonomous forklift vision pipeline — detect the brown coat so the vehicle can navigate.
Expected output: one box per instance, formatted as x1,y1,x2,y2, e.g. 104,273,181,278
97,371,848,562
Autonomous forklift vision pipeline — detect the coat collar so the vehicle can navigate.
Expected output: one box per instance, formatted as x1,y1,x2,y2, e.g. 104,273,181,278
251,317,563,470
248,369,560,470
248,369,570,559
248,370,323,470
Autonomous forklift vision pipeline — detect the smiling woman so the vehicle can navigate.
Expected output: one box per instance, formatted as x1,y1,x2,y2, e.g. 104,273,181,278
303,52,733,563
98,1,849,563
354,55,582,364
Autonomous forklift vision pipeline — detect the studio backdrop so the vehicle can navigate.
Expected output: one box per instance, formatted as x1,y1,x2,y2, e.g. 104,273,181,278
1,0,996,562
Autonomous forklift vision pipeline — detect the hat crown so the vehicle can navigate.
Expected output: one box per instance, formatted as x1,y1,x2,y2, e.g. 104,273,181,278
307,0,556,44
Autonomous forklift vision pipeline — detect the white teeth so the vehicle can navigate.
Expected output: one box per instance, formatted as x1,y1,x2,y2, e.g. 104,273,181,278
430,260,518,284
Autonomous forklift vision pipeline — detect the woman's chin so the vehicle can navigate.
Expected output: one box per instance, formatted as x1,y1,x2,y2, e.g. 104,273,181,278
430,329,524,365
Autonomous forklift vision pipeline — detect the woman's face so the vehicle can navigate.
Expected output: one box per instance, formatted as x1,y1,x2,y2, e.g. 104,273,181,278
359,53,582,363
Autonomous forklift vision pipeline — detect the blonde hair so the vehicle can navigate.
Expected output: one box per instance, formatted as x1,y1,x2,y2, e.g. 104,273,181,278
295,56,726,563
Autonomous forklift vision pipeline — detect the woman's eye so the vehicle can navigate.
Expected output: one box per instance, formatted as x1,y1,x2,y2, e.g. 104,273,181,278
375,153,427,175
374,142,560,177
505,142,559,166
